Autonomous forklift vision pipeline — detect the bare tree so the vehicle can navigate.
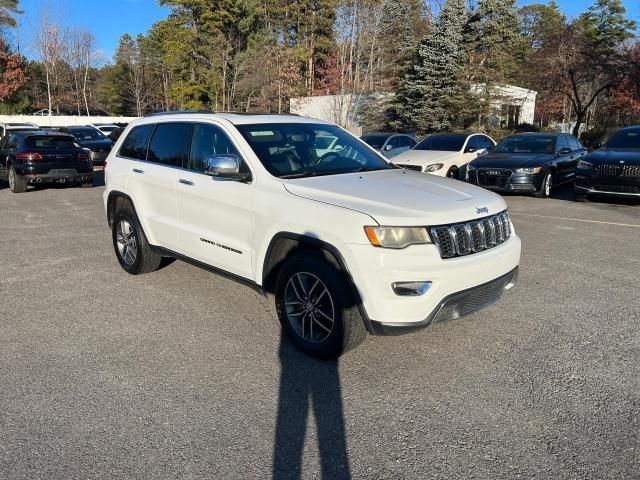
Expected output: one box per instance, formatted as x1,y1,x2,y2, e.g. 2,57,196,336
34,12,64,116
66,28,96,115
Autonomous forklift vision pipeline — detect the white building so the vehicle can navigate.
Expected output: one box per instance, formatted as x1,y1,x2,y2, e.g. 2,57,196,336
290,84,537,132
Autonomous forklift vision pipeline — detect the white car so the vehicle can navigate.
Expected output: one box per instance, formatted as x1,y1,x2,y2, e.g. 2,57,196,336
104,113,520,358
90,124,120,136
394,133,496,179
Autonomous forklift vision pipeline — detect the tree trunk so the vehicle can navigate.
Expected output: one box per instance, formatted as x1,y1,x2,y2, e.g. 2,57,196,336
572,110,585,137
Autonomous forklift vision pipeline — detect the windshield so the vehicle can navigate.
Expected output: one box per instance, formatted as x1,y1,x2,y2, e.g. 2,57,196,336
237,124,392,178
605,129,640,149
69,128,106,140
25,135,77,149
494,136,556,154
361,135,389,149
414,134,466,151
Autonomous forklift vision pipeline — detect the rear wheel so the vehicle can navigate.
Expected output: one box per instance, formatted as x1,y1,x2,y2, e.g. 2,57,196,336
275,254,366,359
8,166,27,193
112,208,162,274
534,170,553,198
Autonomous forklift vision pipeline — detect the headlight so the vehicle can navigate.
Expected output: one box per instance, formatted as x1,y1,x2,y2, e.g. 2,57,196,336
577,159,593,169
425,163,444,172
364,226,431,249
514,167,542,174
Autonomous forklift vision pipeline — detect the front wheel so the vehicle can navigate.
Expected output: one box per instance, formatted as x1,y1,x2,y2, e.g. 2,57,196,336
275,254,366,359
534,170,553,198
111,208,162,275
446,166,459,179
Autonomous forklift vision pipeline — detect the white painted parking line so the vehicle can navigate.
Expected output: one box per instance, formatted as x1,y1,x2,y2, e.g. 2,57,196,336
510,212,640,229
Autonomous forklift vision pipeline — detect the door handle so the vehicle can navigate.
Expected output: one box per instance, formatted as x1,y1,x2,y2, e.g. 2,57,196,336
179,178,194,186
132,168,144,174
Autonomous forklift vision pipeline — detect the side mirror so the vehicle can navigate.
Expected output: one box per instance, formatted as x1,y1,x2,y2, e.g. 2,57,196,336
204,154,250,182
465,147,478,153
558,147,573,155
384,144,393,151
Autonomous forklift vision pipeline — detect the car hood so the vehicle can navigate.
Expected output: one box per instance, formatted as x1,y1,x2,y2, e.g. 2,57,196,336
471,152,554,168
283,169,506,225
76,139,113,151
584,148,640,165
393,150,460,165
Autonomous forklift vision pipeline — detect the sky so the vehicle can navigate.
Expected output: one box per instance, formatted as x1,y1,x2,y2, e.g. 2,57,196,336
11,0,640,64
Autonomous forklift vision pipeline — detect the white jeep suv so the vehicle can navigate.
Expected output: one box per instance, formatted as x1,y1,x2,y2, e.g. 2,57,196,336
104,112,521,358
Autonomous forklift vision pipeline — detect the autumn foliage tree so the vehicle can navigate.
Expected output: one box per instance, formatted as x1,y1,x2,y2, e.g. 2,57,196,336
0,36,26,102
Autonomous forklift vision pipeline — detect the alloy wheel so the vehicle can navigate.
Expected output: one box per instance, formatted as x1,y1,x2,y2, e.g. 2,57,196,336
545,173,552,196
284,272,335,343
8,168,14,190
116,219,138,266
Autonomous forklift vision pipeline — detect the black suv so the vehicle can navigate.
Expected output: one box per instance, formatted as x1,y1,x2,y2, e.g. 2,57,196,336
57,126,113,167
0,132,94,193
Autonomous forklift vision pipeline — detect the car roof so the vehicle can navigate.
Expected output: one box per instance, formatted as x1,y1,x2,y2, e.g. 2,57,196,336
13,131,74,138
511,132,563,137
141,111,327,126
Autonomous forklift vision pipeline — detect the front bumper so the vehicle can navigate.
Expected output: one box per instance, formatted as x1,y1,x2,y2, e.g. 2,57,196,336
344,233,521,331
575,172,640,197
468,169,544,193
369,267,518,335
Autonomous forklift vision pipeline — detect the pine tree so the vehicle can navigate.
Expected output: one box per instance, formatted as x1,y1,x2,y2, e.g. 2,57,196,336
0,0,21,27
397,0,468,133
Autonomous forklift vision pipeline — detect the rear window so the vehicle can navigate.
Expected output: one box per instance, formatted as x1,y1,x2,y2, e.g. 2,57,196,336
605,129,640,149
119,124,155,160
25,136,77,149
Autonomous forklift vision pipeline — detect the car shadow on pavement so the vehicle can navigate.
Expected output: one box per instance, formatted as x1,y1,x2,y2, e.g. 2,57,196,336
272,334,351,480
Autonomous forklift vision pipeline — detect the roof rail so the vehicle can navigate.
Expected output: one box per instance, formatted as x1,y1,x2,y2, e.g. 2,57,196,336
144,109,215,117
144,110,301,117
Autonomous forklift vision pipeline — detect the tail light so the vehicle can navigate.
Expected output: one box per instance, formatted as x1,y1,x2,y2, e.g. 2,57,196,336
16,152,43,162
77,151,90,161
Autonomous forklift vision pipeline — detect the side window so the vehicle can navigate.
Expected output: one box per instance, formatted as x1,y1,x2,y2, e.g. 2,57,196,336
386,136,400,149
408,137,417,148
480,136,495,149
397,136,413,148
147,122,194,167
556,135,569,153
466,136,481,150
5,134,18,149
567,136,581,151
188,123,242,172
119,124,155,160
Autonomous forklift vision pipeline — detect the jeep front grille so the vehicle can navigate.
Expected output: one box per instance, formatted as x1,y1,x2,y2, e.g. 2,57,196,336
430,211,512,259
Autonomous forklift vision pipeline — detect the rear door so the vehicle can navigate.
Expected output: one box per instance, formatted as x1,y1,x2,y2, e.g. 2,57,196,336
176,122,254,279
122,122,192,251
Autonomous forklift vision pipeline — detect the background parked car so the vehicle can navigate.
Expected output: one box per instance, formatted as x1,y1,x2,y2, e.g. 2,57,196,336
90,123,120,136
575,125,640,202
467,133,587,198
360,133,417,159
0,122,40,139
0,131,93,192
57,126,113,167
108,126,126,143
393,133,496,179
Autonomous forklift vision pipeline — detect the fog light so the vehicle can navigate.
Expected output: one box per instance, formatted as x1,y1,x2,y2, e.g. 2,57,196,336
392,281,432,296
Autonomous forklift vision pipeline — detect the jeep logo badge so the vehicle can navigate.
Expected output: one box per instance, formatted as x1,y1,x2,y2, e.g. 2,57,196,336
476,207,489,215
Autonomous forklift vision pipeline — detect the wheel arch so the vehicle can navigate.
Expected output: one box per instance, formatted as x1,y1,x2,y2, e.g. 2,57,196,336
106,191,137,229
262,232,373,332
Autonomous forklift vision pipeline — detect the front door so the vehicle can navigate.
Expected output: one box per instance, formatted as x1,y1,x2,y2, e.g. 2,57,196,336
176,123,254,279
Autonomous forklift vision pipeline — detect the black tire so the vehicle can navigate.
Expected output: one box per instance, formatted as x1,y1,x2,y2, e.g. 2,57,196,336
446,166,459,179
534,170,553,198
80,181,94,188
8,166,27,193
275,254,366,359
111,207,162,275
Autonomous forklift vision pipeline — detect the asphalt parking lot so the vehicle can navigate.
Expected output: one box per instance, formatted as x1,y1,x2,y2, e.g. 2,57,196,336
0,179,638,479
